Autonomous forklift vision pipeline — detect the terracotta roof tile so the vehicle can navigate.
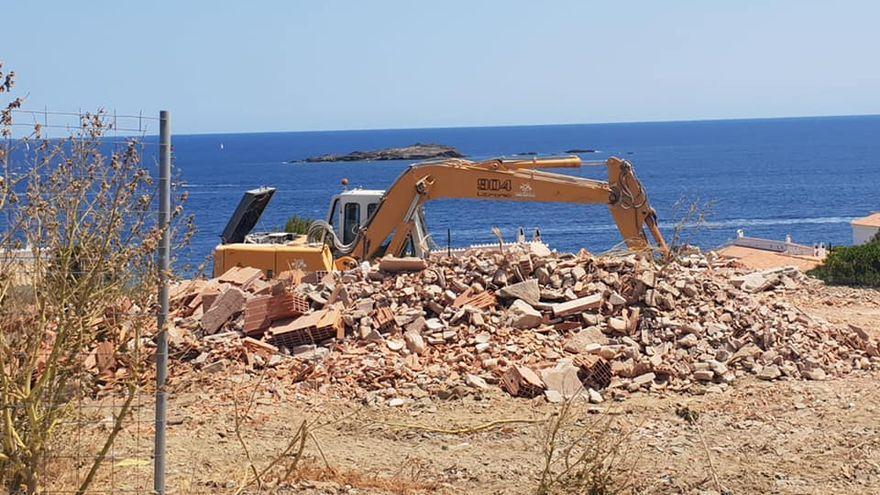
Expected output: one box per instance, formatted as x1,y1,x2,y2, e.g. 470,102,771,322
715,245,822,271
852,213,880,228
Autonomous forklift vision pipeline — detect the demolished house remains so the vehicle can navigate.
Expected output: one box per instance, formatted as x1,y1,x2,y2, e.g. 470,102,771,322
136,244,880,405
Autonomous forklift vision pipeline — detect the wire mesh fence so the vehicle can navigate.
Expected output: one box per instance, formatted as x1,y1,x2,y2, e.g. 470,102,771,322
33,384,155,494
1,107,171,495
9,108,160,139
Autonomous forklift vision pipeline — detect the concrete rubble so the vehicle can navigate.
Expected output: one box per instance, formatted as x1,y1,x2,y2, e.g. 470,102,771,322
159,247,880,403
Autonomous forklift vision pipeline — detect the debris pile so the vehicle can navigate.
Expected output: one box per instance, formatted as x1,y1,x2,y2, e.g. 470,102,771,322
166,246,880,404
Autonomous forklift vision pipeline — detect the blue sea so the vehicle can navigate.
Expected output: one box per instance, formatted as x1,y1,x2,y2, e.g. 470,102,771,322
169,116,879,268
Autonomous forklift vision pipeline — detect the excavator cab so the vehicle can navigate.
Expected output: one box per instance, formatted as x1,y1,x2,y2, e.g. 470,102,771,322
324,188,431,257
325,189,383,245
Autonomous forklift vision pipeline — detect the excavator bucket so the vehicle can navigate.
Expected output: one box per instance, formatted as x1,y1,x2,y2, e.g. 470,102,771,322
606,158,668,255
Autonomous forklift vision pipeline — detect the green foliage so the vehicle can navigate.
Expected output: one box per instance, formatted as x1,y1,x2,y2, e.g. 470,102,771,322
808,238,880,287
284,214,313,235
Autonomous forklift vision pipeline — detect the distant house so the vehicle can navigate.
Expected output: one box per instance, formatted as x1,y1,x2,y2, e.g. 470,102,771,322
852,213,880,245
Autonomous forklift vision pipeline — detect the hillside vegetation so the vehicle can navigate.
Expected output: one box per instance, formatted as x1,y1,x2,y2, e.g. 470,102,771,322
809,234,880,287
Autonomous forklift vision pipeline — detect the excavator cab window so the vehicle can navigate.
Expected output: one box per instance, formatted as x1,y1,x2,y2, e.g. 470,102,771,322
403,235,416,257
366,202,378,221
327,197,340,230
343,202,360,245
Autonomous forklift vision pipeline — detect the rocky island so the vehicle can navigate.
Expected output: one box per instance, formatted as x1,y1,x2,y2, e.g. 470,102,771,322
298,143,465,163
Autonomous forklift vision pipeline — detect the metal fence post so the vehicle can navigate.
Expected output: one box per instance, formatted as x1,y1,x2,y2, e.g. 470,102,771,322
154,110,171,495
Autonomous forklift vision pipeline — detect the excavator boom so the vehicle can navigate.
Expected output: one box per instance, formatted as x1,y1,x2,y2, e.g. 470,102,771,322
340,155,668,259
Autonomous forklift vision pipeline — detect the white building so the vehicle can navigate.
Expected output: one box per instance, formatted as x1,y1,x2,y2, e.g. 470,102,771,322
852,213,880,245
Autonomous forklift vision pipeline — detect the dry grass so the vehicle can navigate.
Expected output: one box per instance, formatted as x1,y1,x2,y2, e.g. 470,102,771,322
225,375,440,495
292,461,443,494
536,399,645,495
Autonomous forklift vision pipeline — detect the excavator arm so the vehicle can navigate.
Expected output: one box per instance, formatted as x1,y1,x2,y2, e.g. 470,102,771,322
340,156,668,259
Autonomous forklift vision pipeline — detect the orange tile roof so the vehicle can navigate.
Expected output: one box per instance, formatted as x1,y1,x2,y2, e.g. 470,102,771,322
852,213,880,228
715,245,823,272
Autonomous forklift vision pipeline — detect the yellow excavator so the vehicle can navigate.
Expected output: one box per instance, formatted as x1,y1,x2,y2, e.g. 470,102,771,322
213,155,668,276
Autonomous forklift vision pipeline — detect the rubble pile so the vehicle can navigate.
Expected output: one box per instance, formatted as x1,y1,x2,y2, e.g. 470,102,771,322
166,246,880,404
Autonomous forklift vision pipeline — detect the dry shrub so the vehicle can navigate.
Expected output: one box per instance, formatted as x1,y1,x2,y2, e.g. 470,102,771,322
0,62,192,493
225,372,440,495
667,197,715,254
536,400,644,495
228,378,437,495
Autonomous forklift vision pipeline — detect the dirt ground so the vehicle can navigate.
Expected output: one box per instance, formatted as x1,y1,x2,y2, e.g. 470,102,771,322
51,283,880,495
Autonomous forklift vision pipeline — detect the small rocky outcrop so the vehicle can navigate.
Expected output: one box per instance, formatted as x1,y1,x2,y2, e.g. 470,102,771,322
298,143,464,163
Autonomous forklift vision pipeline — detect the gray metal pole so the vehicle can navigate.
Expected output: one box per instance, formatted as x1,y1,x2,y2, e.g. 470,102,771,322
154,110,171,495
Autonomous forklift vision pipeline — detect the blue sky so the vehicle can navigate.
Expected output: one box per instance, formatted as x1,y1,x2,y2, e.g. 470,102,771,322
5,1,879,134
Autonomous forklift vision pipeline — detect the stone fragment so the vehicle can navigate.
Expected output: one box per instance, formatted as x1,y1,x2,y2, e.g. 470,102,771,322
535,266,551,285
731,268,790,293
708,360,728,375
465,374,489,389
405,316,426,334
404,331,427,355
608,317,628,334
631,372,656,387
563,328,608,353
202,361,225,373
292,344,330,360
608,291,627,306
804,368,826,381
678,333,699,348
499,279,541,306
425,318,446,332
540,362,586,399
757,364,781,380
693,369,714,381
544,389,564,403
508,299,543,329
552,293,603,318
386,339,405,352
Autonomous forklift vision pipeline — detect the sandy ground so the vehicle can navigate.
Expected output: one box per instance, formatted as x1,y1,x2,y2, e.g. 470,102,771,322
48,283,880,495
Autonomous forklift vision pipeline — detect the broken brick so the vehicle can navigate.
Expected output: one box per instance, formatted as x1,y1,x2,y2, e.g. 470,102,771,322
502,365,544,398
